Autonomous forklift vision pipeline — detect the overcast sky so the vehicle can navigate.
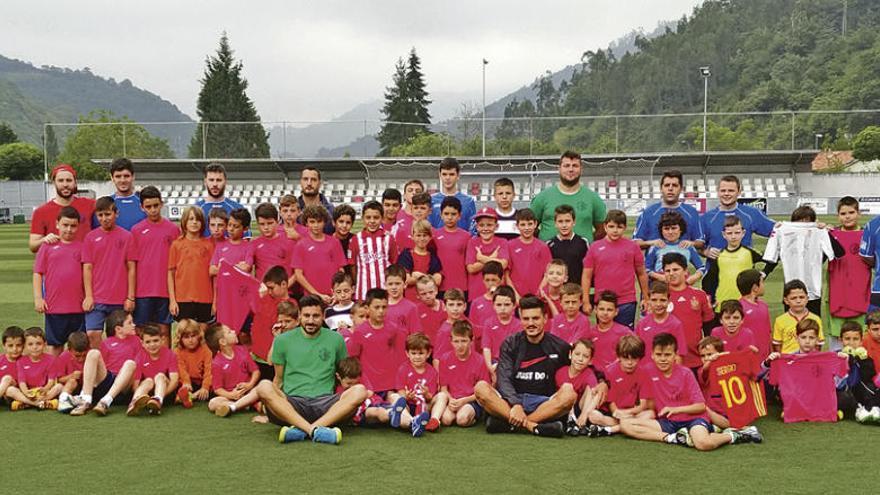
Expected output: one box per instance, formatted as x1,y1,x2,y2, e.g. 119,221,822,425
1,0,703,122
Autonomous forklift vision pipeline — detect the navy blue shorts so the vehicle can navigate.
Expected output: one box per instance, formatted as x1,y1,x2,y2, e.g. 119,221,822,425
658,417,712,434
134,297,172,325
44,313,85,346
517,393,551,414
85,304,124,332
614,302,637,329
176,302,213,323
466,401,484,420
93,371,117,402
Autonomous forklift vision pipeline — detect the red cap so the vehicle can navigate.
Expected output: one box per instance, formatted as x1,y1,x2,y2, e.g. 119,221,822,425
50,164,77,180
474,206,498,221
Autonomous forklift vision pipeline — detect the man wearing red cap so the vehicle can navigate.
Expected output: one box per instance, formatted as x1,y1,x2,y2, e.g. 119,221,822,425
28,164,96,253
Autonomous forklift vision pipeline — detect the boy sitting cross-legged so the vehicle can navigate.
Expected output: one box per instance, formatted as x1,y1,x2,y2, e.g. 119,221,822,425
127,324,179,416
620,333,763,450
204,323,261,418
585,335,651,438
437,320,491,428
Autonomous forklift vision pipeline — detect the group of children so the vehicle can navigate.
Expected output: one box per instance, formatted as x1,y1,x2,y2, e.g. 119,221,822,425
5,168,880,450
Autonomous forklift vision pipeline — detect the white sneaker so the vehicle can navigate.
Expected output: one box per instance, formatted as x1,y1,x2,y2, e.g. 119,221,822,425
855,405,870,423
57,395,74,414
870,406,880,423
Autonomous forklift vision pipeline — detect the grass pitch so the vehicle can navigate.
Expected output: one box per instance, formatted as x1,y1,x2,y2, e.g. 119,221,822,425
2,222,879,494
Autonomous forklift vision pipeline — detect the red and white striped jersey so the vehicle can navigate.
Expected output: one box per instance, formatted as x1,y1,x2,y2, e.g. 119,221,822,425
349,228,397,301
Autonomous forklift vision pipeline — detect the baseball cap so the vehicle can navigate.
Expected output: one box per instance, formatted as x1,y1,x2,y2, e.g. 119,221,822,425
474,207,498,221
50,163,77,180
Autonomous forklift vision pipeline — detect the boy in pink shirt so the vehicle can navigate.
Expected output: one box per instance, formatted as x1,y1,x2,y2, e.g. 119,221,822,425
68,310,139,416
635,282,687,364
620,333,762,449
126,324,179,416
465,207,509,301
293,205,346,303
506,208,552,298
54,331,89,413
204,323,261,418
434,289,475,360
433,196,470,296
393,333,442,436
131,186,180,342
582,210,648,328
585,291,633,370
588,335,650,437
481,286,520,372
394,192,432,254
438,321,491,427
415,277,446,344
347,288,406,395
710,300,759,354
549,283,591,344
737,269,773,359
208,209,229,245
249,203,295,283
210,208,252,276
384,264,421,335
468,261,504,330
33,206,85,355
8,327,61,410
82,196,137,349
0,326,25,401
279,194,308,243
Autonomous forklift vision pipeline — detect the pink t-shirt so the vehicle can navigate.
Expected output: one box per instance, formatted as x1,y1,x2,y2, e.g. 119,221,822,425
347,321,407,393
100,335,142,374
0,355,18,379
433,319,481,360
82,226,136,305
555,365,598,397
585,322,633,370
338,327,354,347
132,218,180,298
635,313,687,359
710,326,757,353
604,361,642,409
33,241,84,314
417,302,446,345
639,362,708,421
135,346,178,380
507,238,552,296
740,297,772,358
51,350,85,378
211,345,258,392
17,354,57,387
468,297,495,338
481,314,521,361
438,350,490,399
211,239,251,267
248,234,295,282
395,362,439,397
465,236,510,300
215,261,261,333
770,352,848,423
393,214,415,254
582,237,644,304
548,312,590,345
433,227,470,292
291,234,346,295
829,228,871,318
386,298,421,335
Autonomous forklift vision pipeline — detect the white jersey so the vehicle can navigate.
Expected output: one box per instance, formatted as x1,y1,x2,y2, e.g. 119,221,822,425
763,222,835,300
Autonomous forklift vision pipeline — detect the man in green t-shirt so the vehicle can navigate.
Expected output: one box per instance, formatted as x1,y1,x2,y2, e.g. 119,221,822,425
530,150,607,242
254,295,368,445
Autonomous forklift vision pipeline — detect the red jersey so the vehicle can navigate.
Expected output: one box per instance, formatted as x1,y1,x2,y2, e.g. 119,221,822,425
548,312,590,345
770,352,849,423
135,347,178,380
434,318,481,360
828,228,871,318
507,237,552,296
211,345,258,392
395,362,439,397
82,226,137,305
706,351,767,428
248,234,295,282
30,196,95,244
417,301,446,345
51,350,85,378
215,261,260,333
438,350,490,399
100,335,141,374
350,228,397,301
386,298,421,335
33,241,84,314
291,234,346,295
668,286,714,368
17,354,57,388
131,218,180,298
554,365,598,397
249,293,289,362
0,355,17,379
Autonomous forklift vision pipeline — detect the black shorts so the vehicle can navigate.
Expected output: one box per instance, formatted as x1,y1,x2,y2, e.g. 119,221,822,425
44,313,85,346
176,302,213,323
257,362,275,382
267,393,341,425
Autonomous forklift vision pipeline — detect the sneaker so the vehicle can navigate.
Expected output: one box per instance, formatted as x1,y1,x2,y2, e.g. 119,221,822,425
215,403,232,418
69,401,91,416
485,415,515,434
425,417,440,432
837,409,844,420
565,420,581,437
58,396,75,414
870,406,880,423
734,425,763,444
10,400,27,411
588,424,612,438
411,412,430,437
127,395,149,417
278,426,307,444
388,397,407,428
674,427,693,447
352,404,367,426
177,387,193,409
42,399,59,410
146,398,162,415
855,405,870,423
311,426,342,445
533,420,565,438
93,400,109,416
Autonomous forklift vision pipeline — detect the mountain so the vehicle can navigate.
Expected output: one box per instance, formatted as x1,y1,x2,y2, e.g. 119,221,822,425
0,55,193,155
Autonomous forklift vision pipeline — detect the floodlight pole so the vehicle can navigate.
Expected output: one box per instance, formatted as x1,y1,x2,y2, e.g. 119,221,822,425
482,58,488,158
701,66,711,153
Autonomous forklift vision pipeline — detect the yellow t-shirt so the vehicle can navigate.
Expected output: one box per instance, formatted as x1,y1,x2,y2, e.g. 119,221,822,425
772,311,824,353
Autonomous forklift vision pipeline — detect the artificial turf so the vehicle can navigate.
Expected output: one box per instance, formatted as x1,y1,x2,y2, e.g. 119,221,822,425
1,222,879,494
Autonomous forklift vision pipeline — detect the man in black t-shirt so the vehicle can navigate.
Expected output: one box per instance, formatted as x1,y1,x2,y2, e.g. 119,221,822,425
474,296,577,437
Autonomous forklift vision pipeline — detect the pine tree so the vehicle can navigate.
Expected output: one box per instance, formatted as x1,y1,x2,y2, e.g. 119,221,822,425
188,33,269,159
405,48,431,127
377,48,432,156
0,122,17,146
